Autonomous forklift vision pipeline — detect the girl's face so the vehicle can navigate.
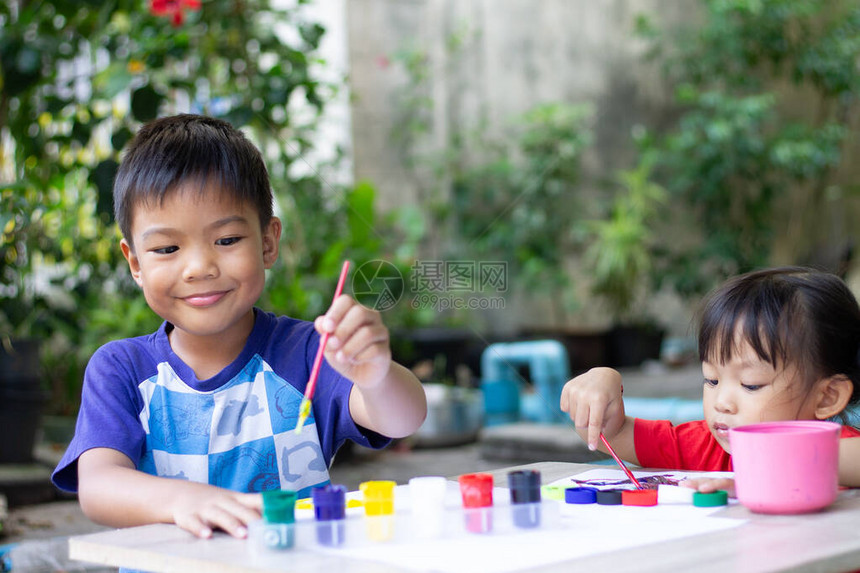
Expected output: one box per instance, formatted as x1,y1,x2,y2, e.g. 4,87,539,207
702,336,822,453
120,184,281,346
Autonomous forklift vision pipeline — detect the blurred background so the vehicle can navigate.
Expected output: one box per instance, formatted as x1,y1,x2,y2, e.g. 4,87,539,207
2,0,860,555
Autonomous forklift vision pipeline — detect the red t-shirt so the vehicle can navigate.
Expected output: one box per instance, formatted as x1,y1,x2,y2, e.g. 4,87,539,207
634,419,860,472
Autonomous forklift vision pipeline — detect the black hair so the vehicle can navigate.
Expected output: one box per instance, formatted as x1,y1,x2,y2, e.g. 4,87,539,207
113,114,273,247
698,266,860,411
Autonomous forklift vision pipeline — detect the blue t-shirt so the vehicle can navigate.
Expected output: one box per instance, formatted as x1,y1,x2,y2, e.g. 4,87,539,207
52,308,389,497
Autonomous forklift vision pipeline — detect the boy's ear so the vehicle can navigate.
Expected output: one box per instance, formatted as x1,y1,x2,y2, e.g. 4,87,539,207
814,374,854,420
120,238,144,287
262,216,281,268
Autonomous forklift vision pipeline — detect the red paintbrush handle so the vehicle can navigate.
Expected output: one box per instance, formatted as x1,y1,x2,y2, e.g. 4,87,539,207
304,332,330,399
302,261,351,402
600,433,644,489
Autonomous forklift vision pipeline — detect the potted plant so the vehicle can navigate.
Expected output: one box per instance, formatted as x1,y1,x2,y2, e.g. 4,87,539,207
0,192,52,463
581,151,667,367
2,0,338,442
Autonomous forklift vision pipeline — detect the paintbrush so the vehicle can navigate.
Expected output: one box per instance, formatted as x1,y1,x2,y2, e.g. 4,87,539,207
294,260,351,434
600,433,644,489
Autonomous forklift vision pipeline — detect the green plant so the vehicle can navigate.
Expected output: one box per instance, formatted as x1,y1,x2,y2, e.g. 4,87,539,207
262,179,426,328
581,150,666,324
637,0,860,298
0,0,334,413
450,102,594,313
389,31,595,324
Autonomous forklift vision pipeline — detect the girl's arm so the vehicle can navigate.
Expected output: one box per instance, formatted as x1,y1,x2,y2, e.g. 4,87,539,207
77,448,262,538
684,434,860,495
838,436,860,487
560,367,639,464
681,477,736,497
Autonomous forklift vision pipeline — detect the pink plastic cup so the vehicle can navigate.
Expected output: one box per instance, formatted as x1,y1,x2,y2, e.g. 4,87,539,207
729,420,840,514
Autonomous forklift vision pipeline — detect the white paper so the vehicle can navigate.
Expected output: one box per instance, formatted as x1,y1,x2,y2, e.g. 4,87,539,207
294,470,746,573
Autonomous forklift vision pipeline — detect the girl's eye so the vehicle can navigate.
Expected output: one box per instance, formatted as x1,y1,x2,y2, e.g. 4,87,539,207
216,237,241,246
741,384,763,391
152,246,178,255
703,378,718,387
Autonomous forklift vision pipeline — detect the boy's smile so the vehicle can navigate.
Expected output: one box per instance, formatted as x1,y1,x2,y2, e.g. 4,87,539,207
121,184,280,362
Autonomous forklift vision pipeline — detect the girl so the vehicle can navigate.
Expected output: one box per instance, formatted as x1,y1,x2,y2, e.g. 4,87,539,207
560,266,860,494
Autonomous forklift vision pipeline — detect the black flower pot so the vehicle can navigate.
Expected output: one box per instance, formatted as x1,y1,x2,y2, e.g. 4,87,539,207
606,325,665,368
0,339,48,463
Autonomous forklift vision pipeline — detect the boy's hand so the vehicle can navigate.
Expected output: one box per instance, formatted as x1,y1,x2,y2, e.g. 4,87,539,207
77,448,264,539
314,294,392,388
172,488,262,539
560,367,626,450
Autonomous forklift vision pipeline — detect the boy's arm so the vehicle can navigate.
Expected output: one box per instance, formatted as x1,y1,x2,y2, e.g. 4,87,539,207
559,367,639,464
348,361,427,438
838,436,860,487
315,295,427,438
77,448,262,538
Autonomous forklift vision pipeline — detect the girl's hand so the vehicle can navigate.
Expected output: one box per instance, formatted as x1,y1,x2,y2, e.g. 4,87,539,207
680,477,736,498
171,488,262,539
314,295,391,388
560,367,626,451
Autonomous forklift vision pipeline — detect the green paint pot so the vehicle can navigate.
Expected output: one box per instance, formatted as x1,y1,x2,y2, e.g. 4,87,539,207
262,489,297,524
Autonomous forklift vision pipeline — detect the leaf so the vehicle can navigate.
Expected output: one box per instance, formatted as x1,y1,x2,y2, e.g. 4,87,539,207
94,62,134,98
131,85,162,122
346,181,377,247
89,160,118,221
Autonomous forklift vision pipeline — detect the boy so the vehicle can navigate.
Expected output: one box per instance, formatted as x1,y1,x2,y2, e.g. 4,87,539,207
52,114,427,539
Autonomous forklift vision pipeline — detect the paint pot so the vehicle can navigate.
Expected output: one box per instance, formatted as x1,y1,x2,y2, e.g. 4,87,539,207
507,470,541,528
541,484,566,501
657,484,695,505
250,489,297,551
595,489,624,506
408,476,448,539
458,473,494,534
312,484,346,547
692,490,728,507
729,420,840,514
360,480,396,541
564,486,598,504
621,489,658,506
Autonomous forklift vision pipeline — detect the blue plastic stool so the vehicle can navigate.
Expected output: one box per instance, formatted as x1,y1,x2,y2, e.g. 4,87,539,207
623,397,703,423
480,340,571,425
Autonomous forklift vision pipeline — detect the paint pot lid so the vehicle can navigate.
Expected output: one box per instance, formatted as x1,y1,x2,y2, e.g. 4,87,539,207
508,470,541,504
262,489,297,524
693,490,729,507
541,485,566,501
458,473,494,507
359,480,396,516
564,486,598,504
409,476,448,501
621,489,658,506
657,484,696,504
596,489,624,505
312,484,346,520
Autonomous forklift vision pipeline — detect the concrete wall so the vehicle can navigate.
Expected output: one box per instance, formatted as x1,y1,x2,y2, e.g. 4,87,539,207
346,0,688,205
345,0,693,334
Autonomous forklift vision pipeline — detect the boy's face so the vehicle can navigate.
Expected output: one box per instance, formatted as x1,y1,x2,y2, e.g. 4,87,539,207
701,335,821,454
120,183,281,341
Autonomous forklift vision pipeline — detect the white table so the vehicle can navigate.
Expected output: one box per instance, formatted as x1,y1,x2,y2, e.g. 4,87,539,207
68,462,860,572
